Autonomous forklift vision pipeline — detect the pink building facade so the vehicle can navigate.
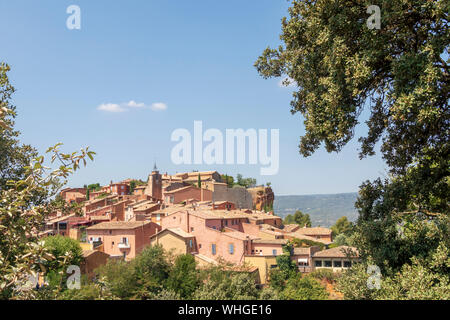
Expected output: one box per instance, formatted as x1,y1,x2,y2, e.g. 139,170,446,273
86,221,161,260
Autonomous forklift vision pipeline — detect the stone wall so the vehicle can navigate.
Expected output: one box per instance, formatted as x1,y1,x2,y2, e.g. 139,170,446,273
212,184,253,209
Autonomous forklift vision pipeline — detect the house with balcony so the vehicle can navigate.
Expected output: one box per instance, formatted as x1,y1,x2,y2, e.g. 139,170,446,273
86,221,161,260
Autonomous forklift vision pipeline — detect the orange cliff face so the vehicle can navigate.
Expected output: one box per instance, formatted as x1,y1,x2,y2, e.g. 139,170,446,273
248,186,275,211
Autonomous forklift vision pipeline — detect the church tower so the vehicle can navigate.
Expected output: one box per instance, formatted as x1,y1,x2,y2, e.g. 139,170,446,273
145,163,162,200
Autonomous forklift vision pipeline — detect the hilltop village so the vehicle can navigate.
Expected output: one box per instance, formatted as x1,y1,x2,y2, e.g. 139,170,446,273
42,167,358,285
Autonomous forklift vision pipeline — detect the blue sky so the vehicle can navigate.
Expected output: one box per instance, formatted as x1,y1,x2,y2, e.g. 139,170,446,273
0,0,387,195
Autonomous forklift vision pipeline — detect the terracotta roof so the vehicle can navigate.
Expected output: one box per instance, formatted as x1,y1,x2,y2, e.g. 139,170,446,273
194,253,218,265
252,239,287,244
82,250,104,258
190,209,281,221
154,205,186,215
89,216,111,221
133,202,160,211
175,171,218,177
213,201,233,205
259,229,284,236
312,246,359,258
294,227,332,235
283,224,301,232
45,213,76,225
164,185,197,194
87,221,152,230
86,195,116,205
285,232,331,244
151,227,194,239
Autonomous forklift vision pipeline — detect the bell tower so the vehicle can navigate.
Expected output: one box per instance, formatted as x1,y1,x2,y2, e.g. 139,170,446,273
146,163,162,200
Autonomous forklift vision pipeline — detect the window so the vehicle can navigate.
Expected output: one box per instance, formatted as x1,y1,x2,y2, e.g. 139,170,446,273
225,220,228,226
122,237,128,244
315,260,322,267
212,244,216,255
333,261,342,268
229,244,234,254
324,260,332,267
199,244,202,249
189,240,193,248
270,265,277,269
58,222,67,230
344,261,352,268
272,249,277,255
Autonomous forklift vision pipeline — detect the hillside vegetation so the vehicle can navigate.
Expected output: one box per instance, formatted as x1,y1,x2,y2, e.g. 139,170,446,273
273,193,358,227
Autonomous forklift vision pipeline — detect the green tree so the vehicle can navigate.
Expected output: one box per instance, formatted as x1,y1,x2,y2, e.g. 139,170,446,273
197,173,201,188
331,216,354,237
129,180,136,194
272,241,298,287
283,210,311,227
0,63,95,299
255,0,448,173
281,275,329,300
235,174,257,188
221,174,234,188
332,233,355,247
166,254,199,299
256,0,449,299
290,238,325,250
194,272,259,300
149,288,181,300
258,286,280,300
132,245,172,298
87,183,100,192
43,236,83,271
0,63,38,192
95,259,138,299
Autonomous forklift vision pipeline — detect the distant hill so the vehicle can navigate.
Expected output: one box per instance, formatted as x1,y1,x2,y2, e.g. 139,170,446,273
273,193,359,227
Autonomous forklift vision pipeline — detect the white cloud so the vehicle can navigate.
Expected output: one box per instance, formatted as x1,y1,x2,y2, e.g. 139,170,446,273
97,100,168,113
125,100,145,108
97,103,127,113
150,102,168,111
278,77,297,88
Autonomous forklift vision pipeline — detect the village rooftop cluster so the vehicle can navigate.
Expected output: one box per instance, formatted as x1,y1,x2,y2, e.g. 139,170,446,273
42,167,359,285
